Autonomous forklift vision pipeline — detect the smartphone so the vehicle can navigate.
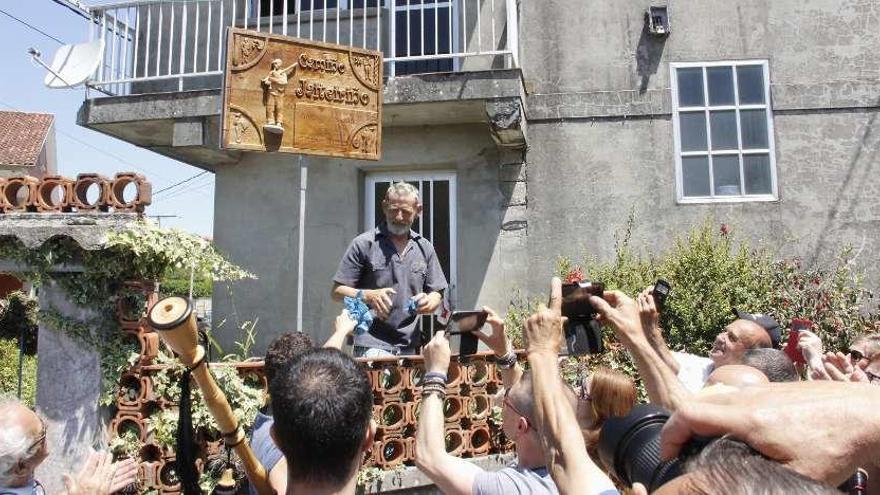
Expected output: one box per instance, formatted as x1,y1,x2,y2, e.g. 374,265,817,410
653,279,671,307
561,281,605,320
565,319,604,356
561,281,605,356
448,310,487,357
784,318,811,365
447,310,488,335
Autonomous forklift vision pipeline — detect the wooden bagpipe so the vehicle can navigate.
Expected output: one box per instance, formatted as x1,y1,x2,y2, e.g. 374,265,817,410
147,296,275,495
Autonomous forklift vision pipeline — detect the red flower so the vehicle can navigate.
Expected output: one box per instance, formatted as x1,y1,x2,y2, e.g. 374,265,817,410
565,266,585,284
720,224,730,235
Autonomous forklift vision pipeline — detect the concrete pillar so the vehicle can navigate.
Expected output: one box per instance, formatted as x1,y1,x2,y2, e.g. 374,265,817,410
34,280,108,494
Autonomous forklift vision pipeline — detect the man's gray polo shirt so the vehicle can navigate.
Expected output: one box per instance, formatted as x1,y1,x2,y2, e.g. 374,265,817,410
333,223,447,352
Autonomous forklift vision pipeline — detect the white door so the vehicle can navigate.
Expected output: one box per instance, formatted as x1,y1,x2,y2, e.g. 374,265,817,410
365,172,457,335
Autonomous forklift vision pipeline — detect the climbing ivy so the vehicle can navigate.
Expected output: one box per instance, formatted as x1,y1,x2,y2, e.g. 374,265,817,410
0,221,255,405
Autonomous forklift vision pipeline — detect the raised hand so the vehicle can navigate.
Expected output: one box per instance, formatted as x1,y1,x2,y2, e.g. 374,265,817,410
524,277,565,355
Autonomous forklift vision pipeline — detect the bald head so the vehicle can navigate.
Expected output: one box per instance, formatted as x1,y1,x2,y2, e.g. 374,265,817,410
0,399,45,486
710,319,772,367
705,364,769,388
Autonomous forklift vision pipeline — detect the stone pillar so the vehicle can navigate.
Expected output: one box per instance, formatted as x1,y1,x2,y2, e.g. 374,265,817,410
34,280,107,494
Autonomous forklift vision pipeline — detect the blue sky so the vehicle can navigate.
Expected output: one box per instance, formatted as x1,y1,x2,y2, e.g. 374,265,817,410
0,2,214,236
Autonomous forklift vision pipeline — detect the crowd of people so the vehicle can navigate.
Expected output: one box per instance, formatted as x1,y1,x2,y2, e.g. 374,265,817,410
1,181,879,494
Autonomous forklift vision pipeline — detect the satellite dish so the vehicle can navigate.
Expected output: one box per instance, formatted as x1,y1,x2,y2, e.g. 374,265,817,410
43,39,105,88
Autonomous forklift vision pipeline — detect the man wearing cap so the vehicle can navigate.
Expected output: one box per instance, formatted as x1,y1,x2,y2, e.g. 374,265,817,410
668,309,779,392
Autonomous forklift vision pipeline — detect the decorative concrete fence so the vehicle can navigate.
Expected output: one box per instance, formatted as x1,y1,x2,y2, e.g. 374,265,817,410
0,173,152,213
108,279,515,493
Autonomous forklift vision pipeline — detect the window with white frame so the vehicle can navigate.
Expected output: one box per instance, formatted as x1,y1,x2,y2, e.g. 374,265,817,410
671,61,777,201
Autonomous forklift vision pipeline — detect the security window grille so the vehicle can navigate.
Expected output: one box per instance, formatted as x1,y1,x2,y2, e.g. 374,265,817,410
258,0,345,16
365,174,457,340
671,61,778,202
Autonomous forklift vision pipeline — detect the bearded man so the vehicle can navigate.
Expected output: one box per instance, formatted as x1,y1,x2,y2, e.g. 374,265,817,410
331,182,447,357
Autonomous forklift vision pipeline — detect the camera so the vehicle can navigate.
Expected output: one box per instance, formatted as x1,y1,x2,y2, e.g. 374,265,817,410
597,404,709,491
653,279,671,307
599,404,869,493
561,281,604,356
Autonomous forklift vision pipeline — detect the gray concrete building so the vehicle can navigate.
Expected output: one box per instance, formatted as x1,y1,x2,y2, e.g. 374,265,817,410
78,0,880,352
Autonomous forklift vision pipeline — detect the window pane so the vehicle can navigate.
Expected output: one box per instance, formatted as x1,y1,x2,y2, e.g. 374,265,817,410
707,67,735,106
712,156,741,195
710,110,738,150
677,68,704,107
679,112,707,152
682,156,710,197
737,65,765,104
744,154,773,194
741,109,769,149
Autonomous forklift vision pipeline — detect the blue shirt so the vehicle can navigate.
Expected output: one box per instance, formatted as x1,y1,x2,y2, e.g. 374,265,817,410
248,412,283,495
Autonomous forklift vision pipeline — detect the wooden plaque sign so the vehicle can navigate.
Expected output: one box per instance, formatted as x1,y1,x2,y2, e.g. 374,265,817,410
221,28,382,160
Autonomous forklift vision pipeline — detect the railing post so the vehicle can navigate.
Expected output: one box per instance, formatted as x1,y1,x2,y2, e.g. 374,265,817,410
388,0,396,77
505,0,518,68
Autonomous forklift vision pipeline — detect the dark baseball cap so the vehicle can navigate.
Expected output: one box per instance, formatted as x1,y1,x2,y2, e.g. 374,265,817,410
732,308,781,348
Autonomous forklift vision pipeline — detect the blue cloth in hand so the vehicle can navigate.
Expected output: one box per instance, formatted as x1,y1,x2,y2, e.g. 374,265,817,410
406,297,419,315
344,296,373,335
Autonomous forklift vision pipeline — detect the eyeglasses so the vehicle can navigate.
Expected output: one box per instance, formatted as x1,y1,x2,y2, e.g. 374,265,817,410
27,416,48,454
503,391,531,427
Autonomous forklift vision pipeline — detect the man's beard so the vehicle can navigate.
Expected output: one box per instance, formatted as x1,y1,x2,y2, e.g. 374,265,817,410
387,221,411,236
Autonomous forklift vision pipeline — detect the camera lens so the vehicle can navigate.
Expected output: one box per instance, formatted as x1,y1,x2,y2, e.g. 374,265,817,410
597,404,683,492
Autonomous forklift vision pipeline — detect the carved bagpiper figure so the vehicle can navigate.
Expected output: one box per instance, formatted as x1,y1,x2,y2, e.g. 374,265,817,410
261,58,298,133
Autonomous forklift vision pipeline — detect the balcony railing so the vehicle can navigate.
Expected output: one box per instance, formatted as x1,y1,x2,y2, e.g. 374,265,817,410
85,0,519,96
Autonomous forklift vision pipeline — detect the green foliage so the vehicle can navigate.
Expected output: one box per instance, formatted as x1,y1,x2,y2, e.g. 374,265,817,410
0,221,254,406
146,346,264,451
109,427,141,459
0,291,38,353
0,338,37,407
160,266,213,299
506,215,878,396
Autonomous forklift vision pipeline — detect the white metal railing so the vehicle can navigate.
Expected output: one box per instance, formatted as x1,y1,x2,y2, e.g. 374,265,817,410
85,0,519,96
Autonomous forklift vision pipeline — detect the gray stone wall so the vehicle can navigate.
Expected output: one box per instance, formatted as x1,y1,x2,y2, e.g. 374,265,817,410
516,0,880,290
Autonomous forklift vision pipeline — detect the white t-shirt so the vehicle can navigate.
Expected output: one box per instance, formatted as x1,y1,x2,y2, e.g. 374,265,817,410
673,351,714,393
473,463,620,495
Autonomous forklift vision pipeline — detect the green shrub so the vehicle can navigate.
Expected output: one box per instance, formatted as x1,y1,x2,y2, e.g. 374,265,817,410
0,338,38,407
160,268,213,299
505,215,879,386
0,291,38,354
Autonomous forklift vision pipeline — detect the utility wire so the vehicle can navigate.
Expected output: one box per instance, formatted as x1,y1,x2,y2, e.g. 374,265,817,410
0,98,180,186
153,171,211,196
153,178,215,204
154,176,215,202
48,0,92,21
0,7,65,45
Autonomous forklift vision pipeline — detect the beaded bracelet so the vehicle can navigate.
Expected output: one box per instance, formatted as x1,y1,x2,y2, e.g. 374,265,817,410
496,351,518,370
424,371,448,383
422,378,447,390
421,384,447,399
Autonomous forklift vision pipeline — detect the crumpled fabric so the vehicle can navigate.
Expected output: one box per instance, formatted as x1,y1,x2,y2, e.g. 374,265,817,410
406,297,419,315
344,296,373,335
